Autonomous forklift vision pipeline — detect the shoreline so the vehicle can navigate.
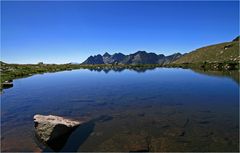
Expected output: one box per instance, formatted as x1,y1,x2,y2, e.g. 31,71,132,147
1,62,239,90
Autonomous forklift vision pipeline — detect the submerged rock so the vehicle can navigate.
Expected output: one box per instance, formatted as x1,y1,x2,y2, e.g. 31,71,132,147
33,114,81,143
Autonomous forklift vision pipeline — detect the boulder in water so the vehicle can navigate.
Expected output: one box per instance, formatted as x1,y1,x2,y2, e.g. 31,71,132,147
33,114,81,143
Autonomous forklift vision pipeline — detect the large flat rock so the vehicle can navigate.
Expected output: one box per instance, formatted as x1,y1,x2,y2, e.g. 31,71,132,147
33,114,82,143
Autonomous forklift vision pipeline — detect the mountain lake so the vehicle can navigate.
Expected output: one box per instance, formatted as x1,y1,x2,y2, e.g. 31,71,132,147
1,68,239,152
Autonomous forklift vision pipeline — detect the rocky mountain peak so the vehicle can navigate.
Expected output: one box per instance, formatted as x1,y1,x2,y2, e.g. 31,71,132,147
103,52,111,57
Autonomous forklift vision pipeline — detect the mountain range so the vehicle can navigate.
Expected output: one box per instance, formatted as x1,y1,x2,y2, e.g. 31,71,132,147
82,36,239,66
82,51,182,65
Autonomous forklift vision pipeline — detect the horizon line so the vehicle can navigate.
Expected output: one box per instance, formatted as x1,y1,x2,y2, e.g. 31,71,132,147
1,36,238,65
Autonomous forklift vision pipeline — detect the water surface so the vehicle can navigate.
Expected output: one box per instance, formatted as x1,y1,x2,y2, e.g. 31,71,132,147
1,68,239,152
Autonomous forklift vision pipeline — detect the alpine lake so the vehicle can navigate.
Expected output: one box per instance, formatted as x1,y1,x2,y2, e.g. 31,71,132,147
1,67,239,152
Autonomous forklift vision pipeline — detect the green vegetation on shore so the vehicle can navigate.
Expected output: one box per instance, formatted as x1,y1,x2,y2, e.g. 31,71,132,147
1,61,239,90
0,62,162,89
1,62,80,84
170,36,239,69
167,62,239,70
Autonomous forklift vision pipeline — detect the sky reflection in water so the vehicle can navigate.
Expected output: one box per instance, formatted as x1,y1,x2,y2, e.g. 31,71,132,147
1,68,239,152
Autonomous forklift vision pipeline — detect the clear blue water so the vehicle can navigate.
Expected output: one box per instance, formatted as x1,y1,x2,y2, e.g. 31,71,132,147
1,68,239,152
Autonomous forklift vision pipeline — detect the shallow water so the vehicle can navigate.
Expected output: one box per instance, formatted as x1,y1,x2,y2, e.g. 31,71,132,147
1,68,239,152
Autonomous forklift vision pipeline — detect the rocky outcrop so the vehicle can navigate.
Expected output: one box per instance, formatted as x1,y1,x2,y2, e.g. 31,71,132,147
33,114,82,143
82,54,104,64
120,51,159,64
232,36,239,42
2,80,13,89
162,53,182,65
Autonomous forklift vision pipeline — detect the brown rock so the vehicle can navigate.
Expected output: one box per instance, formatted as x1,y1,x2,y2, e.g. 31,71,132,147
33,114,82,143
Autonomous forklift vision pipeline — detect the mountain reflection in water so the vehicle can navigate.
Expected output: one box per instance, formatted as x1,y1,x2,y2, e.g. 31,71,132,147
1,68,239,152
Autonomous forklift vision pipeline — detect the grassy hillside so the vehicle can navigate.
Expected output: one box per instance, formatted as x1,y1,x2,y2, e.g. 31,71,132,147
168,37,239,70
173,39,239,64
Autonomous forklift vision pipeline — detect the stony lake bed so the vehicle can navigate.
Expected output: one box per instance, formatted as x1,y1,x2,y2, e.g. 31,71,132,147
1,68,239,152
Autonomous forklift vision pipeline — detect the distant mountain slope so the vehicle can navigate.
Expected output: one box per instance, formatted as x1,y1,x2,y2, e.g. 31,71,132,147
82,51,182,65
173,36,239,64
82,54,105,64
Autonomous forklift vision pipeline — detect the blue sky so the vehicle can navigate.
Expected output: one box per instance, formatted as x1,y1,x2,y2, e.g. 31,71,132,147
1,1,239,64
